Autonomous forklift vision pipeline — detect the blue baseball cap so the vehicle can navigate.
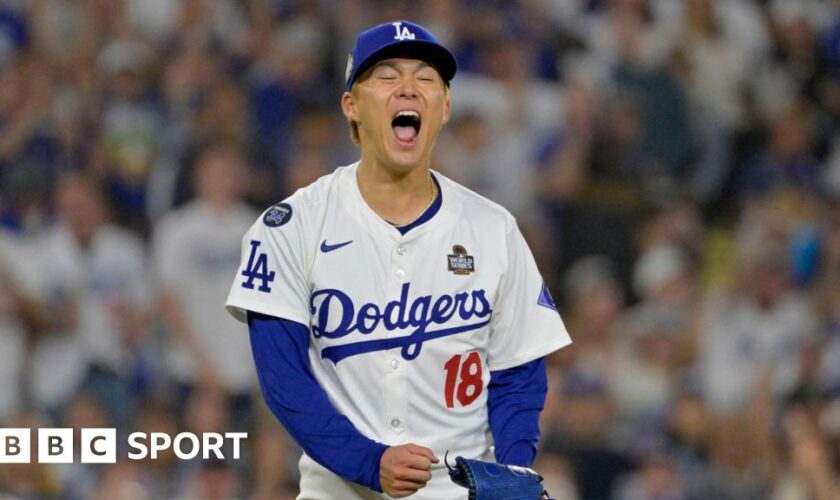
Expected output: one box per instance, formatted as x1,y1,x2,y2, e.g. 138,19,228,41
345,20,457,91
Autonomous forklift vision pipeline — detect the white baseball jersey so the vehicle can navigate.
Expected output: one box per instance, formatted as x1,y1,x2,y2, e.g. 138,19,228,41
0,231,30,422
26,223,151,409
226,162,571,499
154,200,258,393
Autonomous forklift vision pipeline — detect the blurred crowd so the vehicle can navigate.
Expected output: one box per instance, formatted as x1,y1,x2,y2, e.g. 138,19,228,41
2,0,840,498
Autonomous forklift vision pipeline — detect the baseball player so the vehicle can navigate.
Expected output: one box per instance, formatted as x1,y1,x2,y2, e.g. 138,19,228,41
226,20,571,499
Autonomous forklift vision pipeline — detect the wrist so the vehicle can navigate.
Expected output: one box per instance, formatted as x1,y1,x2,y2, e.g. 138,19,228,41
369,443,389,492
498,440,536,467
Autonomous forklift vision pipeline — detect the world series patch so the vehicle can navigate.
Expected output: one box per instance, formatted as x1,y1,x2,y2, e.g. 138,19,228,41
448,245,474,275
263,203,292,227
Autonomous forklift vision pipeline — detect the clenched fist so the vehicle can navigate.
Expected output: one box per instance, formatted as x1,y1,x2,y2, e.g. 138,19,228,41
380,444,439,497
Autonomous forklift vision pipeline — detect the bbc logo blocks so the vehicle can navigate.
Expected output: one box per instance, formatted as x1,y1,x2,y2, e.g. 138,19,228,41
0,429,30,463
39,428,73,463
81,428,116,463
0,429,246,463
1,428,116,464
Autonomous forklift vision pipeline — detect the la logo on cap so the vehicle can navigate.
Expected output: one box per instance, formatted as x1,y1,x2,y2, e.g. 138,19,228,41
392,22,415,41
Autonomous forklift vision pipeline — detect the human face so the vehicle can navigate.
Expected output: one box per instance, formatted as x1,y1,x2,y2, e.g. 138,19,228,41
196,150,246,206
56,176,104,244
342,58,451,173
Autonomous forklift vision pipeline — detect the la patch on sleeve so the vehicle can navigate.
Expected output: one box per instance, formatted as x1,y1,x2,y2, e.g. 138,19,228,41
263,203,293,227
241,240,276,292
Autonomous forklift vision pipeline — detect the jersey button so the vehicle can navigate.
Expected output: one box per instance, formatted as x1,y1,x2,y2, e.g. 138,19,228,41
390,359,399,369
391,418,401,428
395,269,405,280
396,246,406,256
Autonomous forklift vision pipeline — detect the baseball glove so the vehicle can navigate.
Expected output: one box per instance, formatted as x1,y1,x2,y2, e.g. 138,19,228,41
446,454,553,500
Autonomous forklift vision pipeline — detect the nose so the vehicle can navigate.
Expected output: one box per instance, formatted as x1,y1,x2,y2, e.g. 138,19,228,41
397,77,418,99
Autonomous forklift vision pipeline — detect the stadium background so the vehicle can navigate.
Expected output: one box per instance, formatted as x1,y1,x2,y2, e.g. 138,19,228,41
1,0,840,498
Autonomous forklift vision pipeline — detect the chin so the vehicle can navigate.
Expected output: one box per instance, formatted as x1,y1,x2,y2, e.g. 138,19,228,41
383,140,429,170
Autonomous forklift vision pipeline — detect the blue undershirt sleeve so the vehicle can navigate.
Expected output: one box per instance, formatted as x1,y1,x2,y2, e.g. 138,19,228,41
487,357,548,467
247,311,388,492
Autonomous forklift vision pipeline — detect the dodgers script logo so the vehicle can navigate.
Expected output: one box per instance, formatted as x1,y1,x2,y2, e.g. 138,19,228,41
310,283,492,364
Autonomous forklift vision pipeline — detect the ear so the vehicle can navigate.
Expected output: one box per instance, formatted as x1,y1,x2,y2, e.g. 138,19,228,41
442,89,452,125
341,91,358,122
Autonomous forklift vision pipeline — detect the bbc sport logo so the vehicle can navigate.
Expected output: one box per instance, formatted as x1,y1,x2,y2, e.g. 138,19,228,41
0,428,247,463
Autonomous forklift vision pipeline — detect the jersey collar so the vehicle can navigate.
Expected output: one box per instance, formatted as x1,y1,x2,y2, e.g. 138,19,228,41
392,173,442,235
342,162,455,243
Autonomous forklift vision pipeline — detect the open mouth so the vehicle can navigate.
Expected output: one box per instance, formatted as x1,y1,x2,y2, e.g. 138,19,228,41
391,110,421,144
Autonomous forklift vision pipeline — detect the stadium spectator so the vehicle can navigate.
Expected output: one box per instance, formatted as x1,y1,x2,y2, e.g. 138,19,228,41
153,143,257,419
26,172,151,417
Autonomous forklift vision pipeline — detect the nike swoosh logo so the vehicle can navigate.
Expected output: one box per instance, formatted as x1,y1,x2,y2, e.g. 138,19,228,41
320,239,353,253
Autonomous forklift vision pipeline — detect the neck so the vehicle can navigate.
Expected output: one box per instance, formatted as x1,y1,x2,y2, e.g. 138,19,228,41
70,227,96,250
201,196,234,214
357,158,435,227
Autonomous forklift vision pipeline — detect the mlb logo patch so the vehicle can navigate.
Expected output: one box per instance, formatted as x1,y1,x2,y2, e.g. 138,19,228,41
447,245,474,275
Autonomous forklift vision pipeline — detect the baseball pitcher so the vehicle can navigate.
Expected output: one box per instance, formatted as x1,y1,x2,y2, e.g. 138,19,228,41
226,20,571,499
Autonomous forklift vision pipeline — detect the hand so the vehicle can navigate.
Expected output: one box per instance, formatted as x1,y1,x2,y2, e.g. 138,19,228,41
380,444,439,498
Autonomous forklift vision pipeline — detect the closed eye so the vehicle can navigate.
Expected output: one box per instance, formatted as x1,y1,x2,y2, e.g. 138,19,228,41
372,66,399,80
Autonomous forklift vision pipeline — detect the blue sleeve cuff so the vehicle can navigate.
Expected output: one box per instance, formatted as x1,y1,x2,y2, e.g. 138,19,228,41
498,440,537,467
487,357,547,467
